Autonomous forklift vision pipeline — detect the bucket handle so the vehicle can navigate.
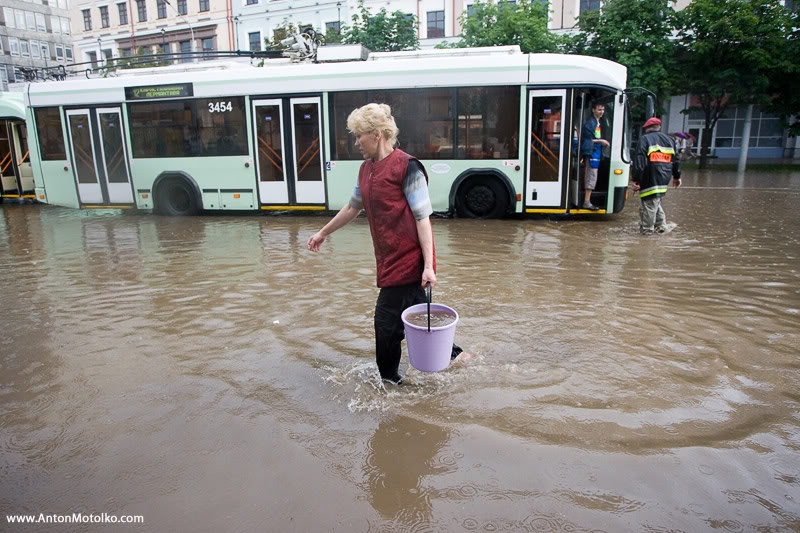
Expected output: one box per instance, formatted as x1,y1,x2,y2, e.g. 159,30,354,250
426,282,431,332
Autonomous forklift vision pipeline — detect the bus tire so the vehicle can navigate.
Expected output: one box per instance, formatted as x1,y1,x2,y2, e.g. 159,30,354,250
155,177,199,216
455,176,509,219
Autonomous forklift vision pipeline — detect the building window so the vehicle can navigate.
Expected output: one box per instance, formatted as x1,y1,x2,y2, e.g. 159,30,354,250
136,0,147,22
61,17,71,35
199,0,209,12
246,0,258,4
65,47,74,61
26,12,36,30
9,38,20,56
82,9,92,30
31,40,41,59
118,3,128,24
3,7,14,28
427,10,445,38
580,0,601,12
325,21,341,33
180,40,191,62
15,10,26,29
202,37,213,56
157,0,167,19
56,45,64,59
20,40,30,57
100,6,109,28
41,43,50,60
248,32,261,51
36,12,47,31
177,0,187,16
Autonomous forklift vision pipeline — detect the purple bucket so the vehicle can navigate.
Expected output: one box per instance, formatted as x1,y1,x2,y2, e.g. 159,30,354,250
401,303,459,372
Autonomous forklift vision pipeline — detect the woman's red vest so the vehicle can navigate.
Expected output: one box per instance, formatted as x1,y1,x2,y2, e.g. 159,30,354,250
358,149,435,288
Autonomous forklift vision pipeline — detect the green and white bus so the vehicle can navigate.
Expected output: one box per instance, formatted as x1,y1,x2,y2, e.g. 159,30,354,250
24,45,639,217
0,91,34,203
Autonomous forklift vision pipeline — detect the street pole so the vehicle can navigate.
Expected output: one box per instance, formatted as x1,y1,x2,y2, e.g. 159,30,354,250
163,0,196,62
234,16,240,50
97,37,102,68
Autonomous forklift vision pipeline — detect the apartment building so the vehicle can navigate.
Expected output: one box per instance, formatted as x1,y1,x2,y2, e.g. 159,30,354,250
0,0,76,87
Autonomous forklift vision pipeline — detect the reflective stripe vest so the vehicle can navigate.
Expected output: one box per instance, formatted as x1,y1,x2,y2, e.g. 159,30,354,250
633,131,681,198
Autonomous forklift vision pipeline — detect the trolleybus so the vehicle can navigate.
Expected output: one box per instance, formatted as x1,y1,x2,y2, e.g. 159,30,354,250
24,45,642,217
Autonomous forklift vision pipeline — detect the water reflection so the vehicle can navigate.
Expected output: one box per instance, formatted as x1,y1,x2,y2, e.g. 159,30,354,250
363,415,450,529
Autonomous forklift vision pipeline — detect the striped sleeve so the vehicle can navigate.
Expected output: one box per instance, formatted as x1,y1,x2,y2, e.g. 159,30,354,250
403,160,433,220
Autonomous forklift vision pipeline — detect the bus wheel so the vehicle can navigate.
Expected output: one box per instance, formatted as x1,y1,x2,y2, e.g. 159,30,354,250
455,176,509,219
155,178,199,216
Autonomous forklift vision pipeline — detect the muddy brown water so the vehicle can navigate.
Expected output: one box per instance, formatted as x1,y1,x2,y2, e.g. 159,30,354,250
1,168,799,532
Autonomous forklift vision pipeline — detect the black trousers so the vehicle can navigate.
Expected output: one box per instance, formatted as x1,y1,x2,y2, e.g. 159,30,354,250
374,283,462,379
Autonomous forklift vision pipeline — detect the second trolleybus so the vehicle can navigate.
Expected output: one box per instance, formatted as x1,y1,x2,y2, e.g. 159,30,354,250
24,45,643,217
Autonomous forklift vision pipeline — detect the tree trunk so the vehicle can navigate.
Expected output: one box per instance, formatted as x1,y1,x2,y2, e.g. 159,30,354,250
698,127,714,169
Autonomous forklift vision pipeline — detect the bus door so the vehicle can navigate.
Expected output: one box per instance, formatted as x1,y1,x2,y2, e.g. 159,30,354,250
525,90,567,210
253,96,325,207
1,120,18,197
65,108,133,206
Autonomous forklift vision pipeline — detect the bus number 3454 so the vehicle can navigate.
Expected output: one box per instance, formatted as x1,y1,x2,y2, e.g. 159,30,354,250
208,101,233,113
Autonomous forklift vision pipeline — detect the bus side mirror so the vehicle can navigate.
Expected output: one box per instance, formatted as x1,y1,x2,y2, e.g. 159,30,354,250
646,95,656,120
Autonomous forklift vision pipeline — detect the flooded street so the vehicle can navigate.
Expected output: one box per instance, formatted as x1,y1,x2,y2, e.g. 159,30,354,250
1,168,799,532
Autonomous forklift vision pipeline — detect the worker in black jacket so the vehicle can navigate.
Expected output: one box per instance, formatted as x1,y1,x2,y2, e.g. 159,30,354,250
632,117,682,234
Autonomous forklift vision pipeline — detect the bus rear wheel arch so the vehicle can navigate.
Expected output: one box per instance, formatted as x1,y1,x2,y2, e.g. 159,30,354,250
452,172,513,219
153,173,201,216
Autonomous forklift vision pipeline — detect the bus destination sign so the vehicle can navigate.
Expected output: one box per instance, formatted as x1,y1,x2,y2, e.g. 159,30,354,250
125,83,193,100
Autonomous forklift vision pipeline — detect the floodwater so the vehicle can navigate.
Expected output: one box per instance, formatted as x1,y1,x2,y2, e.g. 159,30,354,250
1,168,799,532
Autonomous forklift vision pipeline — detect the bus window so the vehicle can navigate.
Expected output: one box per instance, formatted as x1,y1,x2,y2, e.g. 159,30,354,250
128,97,247,158
34,107,67,160
374,88,453,160
330,91,367,160
457,86,519,160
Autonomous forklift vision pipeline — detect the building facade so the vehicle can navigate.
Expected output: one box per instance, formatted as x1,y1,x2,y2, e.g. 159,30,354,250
0,0,76,86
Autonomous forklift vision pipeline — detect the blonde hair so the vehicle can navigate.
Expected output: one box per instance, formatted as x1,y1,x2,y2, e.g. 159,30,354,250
346,103,399,146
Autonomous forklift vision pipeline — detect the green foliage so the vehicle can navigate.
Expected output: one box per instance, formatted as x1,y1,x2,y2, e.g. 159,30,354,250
116,46,164,71
674,0,797,162
569,0,677,109
762,8,800,135
452,0,567,53
324,27,343,45
270,20,299,48
342,1,418,52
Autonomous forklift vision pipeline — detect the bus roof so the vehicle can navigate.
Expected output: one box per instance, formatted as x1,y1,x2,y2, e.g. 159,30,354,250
24,48,626,107
0,91,25,120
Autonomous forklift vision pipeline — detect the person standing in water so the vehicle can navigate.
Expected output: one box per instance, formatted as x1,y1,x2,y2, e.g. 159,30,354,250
306,103,468,385
632,117,682,234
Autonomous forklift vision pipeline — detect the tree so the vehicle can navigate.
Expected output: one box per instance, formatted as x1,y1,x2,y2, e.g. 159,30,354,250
269,20,299,49
447,0,566,53
763,7,800,137
674,0,795,167
342,1,418,52
568,0,677,111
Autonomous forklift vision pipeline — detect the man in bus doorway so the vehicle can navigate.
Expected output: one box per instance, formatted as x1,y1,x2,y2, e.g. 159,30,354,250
306,103,468,385
631,117,682,234
580,101,610,210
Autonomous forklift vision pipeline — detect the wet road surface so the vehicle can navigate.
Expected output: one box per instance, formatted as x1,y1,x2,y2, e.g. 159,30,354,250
1,168,799,531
